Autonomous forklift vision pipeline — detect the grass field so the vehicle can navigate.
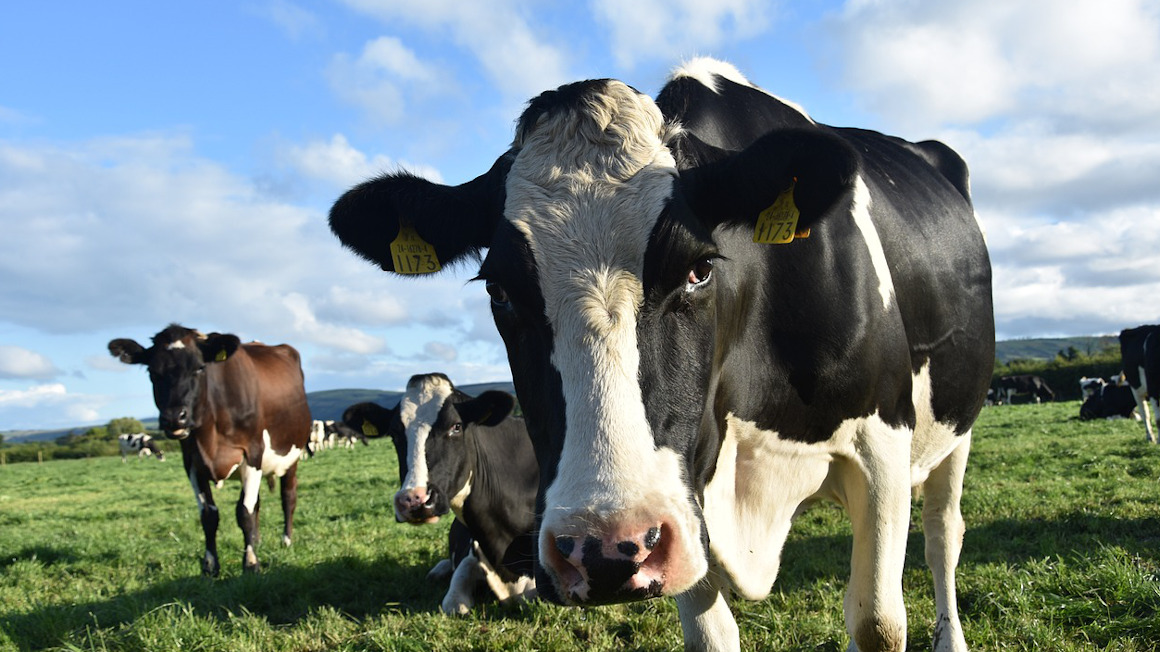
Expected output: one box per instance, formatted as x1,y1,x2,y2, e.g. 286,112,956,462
2,401,1159,651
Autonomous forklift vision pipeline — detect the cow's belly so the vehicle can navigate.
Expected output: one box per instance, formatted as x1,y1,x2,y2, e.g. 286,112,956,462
703,364,967,600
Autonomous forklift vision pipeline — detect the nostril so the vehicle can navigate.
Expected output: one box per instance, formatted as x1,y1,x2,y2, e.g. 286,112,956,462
644,526,661,550
617,540,640,557
555,535,576,558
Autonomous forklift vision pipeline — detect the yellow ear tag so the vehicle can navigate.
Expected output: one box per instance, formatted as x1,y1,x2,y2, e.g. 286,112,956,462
390,226,442,274
754,181,801,244
362,420,379,437
214,349,228,362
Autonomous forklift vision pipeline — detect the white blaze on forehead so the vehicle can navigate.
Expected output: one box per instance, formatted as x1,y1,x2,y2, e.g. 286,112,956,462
670,57,816,125
505,80,690,532
397,375,455,490
167,341,186,350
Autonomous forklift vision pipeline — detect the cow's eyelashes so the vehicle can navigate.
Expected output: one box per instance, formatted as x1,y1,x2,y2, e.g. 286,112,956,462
686,259,714,290
485,281,512,309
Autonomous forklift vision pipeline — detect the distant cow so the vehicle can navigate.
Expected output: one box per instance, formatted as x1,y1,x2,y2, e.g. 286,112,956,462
327,419,367,449
1079,383,1138,421
308,420,330,456
1120,325,1160,443
109,324,311,575
330,57,993,650
342,373,538,614
998,374,1055,404
118,433,164,462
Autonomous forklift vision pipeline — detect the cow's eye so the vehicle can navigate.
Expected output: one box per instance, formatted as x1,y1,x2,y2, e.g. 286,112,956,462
485,281,511,309
687,259,714,289
449,423,463,436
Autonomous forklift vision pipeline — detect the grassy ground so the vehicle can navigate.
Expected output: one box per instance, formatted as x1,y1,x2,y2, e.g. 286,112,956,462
1,401,1158,651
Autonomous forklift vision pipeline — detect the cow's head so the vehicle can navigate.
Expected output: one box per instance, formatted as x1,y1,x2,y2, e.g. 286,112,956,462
384,374,518,524
341,401,405,480
109,324,241,439
330,79,856,604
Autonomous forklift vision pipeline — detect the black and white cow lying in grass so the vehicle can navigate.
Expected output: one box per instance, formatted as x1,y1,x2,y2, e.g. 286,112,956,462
118,433,164,462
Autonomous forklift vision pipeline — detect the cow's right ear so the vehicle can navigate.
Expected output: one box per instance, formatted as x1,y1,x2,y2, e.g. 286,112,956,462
328,152,513,275
342,402,396,438
108,339,149,365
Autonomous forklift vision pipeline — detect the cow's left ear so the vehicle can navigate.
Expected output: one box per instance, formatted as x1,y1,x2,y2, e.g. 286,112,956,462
199,333,241,363
679,128,860,235
456,391,516,427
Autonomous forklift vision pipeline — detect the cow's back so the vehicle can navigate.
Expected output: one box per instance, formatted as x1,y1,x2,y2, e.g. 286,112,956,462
241,343,311,449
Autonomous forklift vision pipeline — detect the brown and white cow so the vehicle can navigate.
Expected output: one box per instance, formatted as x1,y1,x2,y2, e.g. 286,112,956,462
330,59,993,651
109,324,311,576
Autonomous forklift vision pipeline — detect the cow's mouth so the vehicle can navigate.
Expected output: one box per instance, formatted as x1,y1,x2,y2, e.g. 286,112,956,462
165,427,190,440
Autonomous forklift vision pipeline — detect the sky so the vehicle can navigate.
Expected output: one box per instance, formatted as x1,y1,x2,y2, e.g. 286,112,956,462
2,0,1159,432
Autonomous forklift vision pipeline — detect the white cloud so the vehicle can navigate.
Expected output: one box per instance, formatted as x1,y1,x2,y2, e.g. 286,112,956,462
337,0,572,99
276,133,443,191
422,341,458,362
0,383,103,428
254,0,322,41
591,0,772,68
0,346,59,380
327,36,445,125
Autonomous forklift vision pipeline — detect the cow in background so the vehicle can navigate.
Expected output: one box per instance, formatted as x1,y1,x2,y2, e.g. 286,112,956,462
342,374,538,614
998,374,1055,404
119,432,165,462
1079,383,1138,421
1120,325,1160,443
109,324,311,575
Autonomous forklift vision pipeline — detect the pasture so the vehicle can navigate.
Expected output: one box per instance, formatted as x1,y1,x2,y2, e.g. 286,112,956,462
2,401,1158,651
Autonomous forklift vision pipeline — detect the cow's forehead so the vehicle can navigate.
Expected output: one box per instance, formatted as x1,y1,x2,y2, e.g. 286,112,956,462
504,79,679,330
398,375,454,429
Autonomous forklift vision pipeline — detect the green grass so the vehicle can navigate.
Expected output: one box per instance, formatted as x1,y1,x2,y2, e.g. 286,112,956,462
2,402,1159,651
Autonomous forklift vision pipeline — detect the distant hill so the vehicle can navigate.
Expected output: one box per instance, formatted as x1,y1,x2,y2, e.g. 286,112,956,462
994,336,1118,363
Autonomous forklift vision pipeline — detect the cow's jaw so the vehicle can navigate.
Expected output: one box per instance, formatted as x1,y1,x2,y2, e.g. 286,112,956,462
505,80,707,604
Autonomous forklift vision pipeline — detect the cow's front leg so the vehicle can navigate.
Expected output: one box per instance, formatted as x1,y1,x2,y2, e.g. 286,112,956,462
675,576,739,652
841,423,911,652
441,548,484,615
279,462,299,547
187,464,220,577
238,463,264,573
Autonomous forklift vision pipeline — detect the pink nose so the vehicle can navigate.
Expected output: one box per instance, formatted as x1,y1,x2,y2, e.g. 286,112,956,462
542,522,671,604
393,487,440,524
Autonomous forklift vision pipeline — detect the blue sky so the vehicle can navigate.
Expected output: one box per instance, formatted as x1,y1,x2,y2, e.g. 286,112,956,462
2,0,1159,431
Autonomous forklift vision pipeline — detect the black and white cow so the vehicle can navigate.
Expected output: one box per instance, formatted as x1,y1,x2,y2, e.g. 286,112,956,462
342,374,538,614
330,59,993,651
118,432,165,462
1079,382,1138,421
997,374,1055,404
1120,325,1160,443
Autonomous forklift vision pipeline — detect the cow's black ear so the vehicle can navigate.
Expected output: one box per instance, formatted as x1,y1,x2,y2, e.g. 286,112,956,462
200,334,241,363
456,391,516,427
108,338,149,365
680,128,860,235
329,152,513,275
342,402,395,438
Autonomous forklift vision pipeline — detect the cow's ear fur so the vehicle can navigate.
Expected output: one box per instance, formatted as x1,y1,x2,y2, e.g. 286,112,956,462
456,391,516,427
329,152,513,275
108,338,149,365
680,128,860,233
199,334,241,363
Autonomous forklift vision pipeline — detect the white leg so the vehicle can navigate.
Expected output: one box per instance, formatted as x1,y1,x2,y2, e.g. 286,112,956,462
1150,398,1160,445
441,549,482,615
675,579,739,652
922,432,970,652
841,424,910,652
1131,385,1154,443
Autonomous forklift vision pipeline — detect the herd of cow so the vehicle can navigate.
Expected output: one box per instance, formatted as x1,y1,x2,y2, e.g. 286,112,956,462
988,325,1160,445
101,58,1160,652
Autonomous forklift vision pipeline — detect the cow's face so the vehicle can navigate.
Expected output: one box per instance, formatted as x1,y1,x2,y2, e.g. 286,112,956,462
109,325,239,439
341,401,406,483
329,78,851,606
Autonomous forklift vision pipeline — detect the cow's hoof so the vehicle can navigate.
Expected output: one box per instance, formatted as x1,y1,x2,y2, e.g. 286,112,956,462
440,596,472,616
281,534,292,547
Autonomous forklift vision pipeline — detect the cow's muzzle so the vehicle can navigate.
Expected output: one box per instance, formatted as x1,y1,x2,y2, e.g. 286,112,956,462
393,487,443,524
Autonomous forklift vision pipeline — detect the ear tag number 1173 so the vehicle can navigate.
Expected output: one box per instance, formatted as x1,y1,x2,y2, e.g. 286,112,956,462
390,226,442,274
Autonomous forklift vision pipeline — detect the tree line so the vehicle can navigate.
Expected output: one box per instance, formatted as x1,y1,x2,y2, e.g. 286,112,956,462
0,417,177,465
